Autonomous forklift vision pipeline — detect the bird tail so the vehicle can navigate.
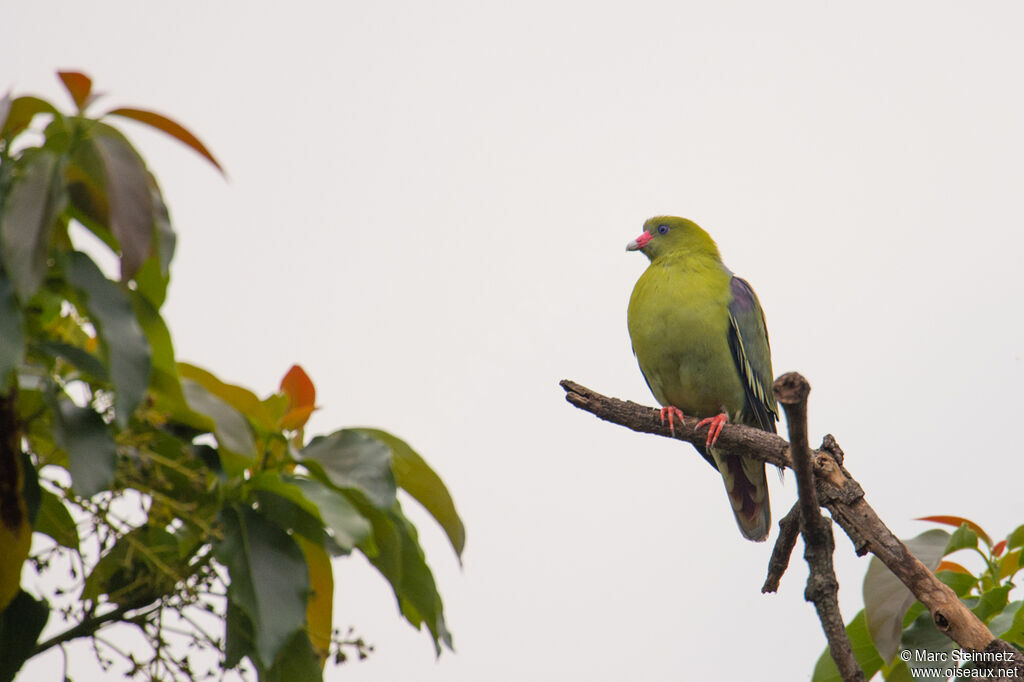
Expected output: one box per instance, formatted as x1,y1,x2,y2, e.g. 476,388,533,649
715,453,771,542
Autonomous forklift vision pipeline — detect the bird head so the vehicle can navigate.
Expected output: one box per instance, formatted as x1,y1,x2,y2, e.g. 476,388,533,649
626,216,721,262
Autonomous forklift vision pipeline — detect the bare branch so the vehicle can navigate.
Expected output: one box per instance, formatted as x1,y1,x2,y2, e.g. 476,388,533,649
773,372,863,682
559,377,1024,678
762,502,800,594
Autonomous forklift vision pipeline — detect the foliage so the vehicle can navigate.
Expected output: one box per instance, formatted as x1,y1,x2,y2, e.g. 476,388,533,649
0,72,464,681
812,516,1024,682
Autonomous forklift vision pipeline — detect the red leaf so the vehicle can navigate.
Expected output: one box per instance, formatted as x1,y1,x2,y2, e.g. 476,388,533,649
106,107,224,175
280,365,316,410
58,71,93,111
936,560,973,575
917,515,992,546
993,540,1006,557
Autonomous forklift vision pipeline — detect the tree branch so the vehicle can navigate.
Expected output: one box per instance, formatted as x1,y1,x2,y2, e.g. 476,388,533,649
762,502,800,594
32,596,160,656
773,372,863,682
559,378,1024,678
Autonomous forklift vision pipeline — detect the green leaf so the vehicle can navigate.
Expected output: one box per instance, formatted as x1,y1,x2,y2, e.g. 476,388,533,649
215,505,310,670
990,600,1022,642
224,599,256,669
180,379,256,475
864,529,949,664
1000,601,1024,647
899,608,956,678
882,661,914,682
811,609,883,682
0,96,58,141
0,149,66,301
65,127,115,241
1000,549,1022,580
20,453,39,527
355,428,465,560
936,570,977,597
65,251,151,427
945,523,979,555
33,341,109,382
0,590,49,682
1007,524,1024,551
50,396,116,498
972,584,1012,623
33,488,79,550
128,291,184,409
0,271,24,386
249,475,330,548
0,93,11,136
291,477,371,554
265,631,322,682
360,501,451,654
179,363,277,431
86,123,154,278
299,429,397,509
222,612,322,681
132,175,175,307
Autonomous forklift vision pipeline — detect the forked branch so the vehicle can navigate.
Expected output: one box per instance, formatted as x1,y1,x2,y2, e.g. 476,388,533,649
559,376,1024,680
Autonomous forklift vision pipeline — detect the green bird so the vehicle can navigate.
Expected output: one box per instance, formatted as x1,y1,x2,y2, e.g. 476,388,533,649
626,216,777,542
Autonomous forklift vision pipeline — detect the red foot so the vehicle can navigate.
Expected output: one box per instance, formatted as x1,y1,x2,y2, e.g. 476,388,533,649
659,406,685,436
695,412,729,448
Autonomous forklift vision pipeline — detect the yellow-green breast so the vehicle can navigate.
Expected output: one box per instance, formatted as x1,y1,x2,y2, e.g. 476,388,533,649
627,253,747,420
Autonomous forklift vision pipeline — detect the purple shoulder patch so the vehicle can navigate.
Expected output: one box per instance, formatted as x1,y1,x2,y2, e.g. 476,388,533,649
730,277,757,313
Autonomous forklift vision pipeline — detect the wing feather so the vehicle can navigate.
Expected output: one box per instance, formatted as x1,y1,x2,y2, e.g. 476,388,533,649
727,277,778,433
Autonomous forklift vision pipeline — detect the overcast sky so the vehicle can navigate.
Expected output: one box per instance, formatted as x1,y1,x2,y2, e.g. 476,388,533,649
6,2,1024,680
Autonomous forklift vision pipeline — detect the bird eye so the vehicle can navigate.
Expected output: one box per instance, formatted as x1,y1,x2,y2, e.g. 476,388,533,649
657,224,669,235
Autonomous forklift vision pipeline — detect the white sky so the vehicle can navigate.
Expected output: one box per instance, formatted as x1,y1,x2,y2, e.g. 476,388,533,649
6,2,1024,680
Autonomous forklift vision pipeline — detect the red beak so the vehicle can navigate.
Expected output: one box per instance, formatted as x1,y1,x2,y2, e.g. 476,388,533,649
626,231,652,251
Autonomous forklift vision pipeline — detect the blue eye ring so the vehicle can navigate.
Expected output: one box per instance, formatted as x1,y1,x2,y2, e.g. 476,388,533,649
657,224,669,235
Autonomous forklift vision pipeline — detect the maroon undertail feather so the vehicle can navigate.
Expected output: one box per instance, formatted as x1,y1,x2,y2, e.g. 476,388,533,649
725,455,759,522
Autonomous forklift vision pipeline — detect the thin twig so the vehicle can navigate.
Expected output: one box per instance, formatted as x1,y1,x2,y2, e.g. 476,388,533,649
762,502,800,593
32,596,161,656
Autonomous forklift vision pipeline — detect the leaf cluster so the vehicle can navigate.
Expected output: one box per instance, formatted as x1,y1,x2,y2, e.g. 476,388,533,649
0,73,464,682
812,516,1024,682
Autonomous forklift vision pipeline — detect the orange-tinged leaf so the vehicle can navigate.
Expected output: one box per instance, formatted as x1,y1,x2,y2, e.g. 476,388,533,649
106,107,224,175
280,365,316,410
993,540,1007,557
917,516,991,546
999,549,1021,580
296,537,333,667
58,71,93,111
280,405,316,431
936,560,973,575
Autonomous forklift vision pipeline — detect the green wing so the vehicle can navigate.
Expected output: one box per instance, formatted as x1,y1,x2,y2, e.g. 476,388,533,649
727,276,778,432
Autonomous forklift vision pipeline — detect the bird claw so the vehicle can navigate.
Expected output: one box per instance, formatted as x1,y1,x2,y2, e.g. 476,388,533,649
695,413,729,448
659,406,686,436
